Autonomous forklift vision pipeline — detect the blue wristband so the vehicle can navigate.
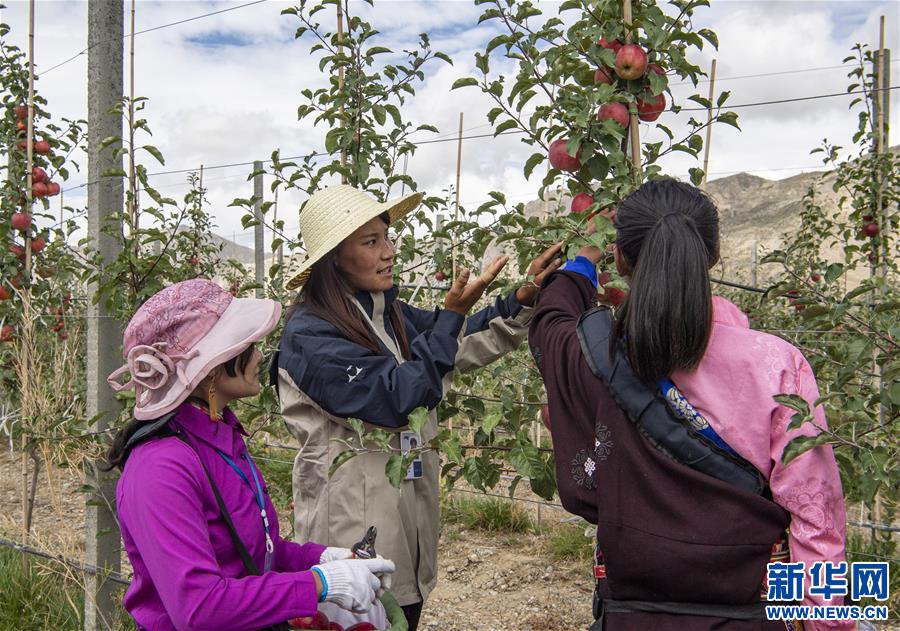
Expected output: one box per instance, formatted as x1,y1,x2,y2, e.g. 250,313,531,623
311,566,328,602
562,256,599,288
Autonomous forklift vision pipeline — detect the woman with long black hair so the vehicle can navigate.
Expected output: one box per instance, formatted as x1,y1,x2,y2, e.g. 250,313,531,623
529,178,850,630
272,184,562,630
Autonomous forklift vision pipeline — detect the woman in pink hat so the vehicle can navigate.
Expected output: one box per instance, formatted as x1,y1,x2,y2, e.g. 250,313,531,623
105,278,394,631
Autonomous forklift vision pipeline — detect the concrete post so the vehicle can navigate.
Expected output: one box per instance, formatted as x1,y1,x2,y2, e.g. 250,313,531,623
84,1,124,629
254,161,264,297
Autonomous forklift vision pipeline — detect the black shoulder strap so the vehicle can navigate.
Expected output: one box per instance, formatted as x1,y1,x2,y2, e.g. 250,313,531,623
171,434,291,631
170,434,262,576
576,307,768,496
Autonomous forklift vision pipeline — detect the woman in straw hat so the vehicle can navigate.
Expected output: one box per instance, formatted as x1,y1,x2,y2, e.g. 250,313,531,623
105,278,395,631
271,185,562,629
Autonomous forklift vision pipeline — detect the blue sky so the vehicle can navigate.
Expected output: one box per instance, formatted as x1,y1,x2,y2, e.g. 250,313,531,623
1,0,897,250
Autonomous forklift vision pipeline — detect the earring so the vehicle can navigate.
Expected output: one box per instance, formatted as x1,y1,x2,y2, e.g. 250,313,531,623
207,380,222,422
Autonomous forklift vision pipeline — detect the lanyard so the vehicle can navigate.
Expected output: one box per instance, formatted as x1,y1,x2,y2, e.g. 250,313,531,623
216,449,275,572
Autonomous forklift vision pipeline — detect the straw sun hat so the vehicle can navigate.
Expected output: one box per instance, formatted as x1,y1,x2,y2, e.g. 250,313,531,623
286,185,424,290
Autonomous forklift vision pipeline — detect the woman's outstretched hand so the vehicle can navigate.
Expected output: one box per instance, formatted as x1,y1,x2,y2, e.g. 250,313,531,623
515,242,564,306
444,255,509,315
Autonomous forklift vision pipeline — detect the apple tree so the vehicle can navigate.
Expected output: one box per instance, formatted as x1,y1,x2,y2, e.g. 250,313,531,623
745,43,897,540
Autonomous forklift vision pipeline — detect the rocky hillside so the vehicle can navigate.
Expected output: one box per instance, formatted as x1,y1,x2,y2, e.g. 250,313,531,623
519,147,899,287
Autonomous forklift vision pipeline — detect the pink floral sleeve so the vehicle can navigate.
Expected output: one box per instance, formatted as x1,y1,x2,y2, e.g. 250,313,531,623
769,352,854,630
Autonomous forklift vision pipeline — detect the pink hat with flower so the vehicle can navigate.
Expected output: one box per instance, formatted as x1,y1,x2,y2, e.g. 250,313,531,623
107,279,281,420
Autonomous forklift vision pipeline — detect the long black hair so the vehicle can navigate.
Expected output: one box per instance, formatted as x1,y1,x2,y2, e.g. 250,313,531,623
610,178,719,383
286,211,411,360
103,344,257,471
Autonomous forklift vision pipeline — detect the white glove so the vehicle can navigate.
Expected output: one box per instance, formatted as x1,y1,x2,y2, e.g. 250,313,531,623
313,558,396,613
319,546,354,563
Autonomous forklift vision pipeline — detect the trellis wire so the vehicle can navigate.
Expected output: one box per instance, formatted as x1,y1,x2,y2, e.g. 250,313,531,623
0,536,131,586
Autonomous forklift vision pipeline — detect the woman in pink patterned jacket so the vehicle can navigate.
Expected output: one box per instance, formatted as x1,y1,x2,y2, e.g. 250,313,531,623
529,178,851,630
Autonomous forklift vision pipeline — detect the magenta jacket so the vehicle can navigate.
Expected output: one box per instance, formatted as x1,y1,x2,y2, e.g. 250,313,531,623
117,403,326,631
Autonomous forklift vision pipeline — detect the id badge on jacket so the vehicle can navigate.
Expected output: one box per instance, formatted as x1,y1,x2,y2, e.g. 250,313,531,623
400,431,423,480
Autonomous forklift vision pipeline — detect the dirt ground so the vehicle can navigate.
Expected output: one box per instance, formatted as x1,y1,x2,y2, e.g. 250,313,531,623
0,449,596,630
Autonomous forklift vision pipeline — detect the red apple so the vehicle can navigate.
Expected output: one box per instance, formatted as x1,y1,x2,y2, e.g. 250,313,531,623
794,304,806,313
601,287,626,307
862,214,874,221
548,138,582,172
597,102,629,129
594,67,615,85
0,285,10,300
598,271,611,287
346,624,377,631
189,256,199,266
288,611,330,629
63,294,72,306
16,140,27,151
33,140,51,155
571,193,594,214
598,37,623,53
328,624,344,631
46,182,60,196
32,181,48,198
53,320,64,332
636,93,666,122
11,212,31,232
32,167,47,183
615,44,648,80
863,223,879,238
10,277,22,290
9,244,26,260
434,271,446,282
30,236,46,253
1,325,14,342
58,330,68,340
13,105,27,119
647,63,665,76
810,272,822,282
16,120,27,132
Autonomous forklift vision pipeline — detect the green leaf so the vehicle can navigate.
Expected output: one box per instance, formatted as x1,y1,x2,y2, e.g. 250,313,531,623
688,167,704,186
494,119,519,137
443,434,463,464
142,144,165,165
434,52,453,65
385,453,406,489
716,111,740,129
451,77,479,91
99,135,120,150
349,418,365,439
407,407,428,435
523,152,544,180
373,105,387,126
101,168,128,178
825,262,844,283
329,450,357,477
774,394,810,414
716,91,731,107
698,28,719,49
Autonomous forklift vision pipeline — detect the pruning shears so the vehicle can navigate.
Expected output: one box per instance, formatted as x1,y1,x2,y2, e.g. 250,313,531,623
351,526,377,559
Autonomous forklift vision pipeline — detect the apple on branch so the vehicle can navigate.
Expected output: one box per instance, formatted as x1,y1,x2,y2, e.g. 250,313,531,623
636,93,666,122
615,44,648,80
547,138,582,172
597,102,629,129
11,212,31,232
594,66,615,85
570,193,594,214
